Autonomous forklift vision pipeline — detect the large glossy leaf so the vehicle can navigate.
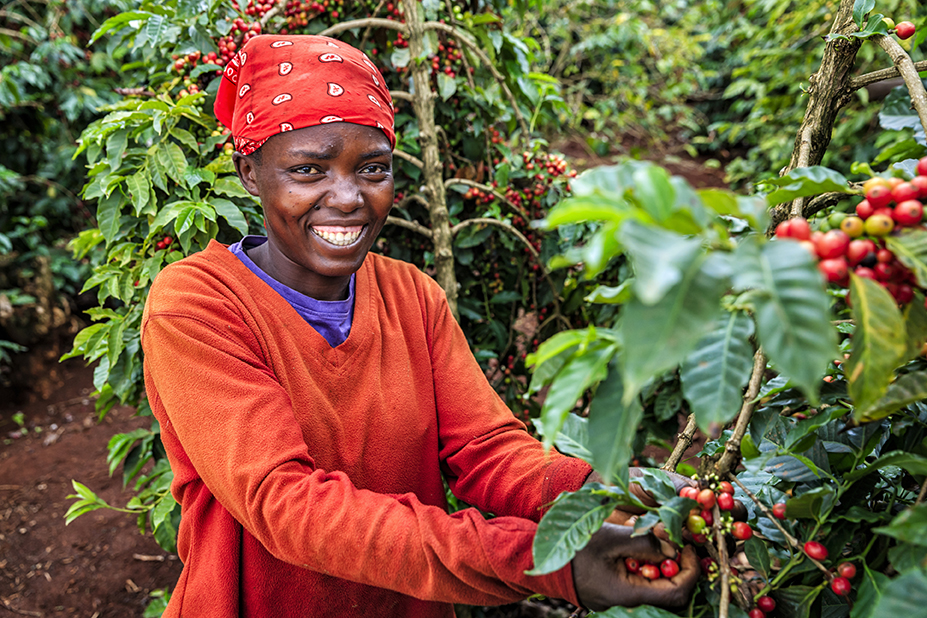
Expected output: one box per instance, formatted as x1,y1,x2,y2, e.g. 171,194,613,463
850,567,891,618
539,193,637,228
154,142,188,185
762,167,852,206
886,229,927,288
880,83,927,144
845,450,927,482
544,413,592,462
774,585,820,618
867,568,927,615
846,274,907,415
873,503,927,547
856,370,927,422
630,164,675,223
786,485,836,523
620,253,729,403
680,310,755,432
526,487,613,575
733,237,837,404
538,341,616,449
587,360,643,486
618,221,703,306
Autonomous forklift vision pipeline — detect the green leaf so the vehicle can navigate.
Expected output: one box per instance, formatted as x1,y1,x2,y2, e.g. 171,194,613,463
391,47,410,68
867,568,927,615
654,496,692,547
853,0,876,28
593,605,683,618
527,328,593,370
540,413,591,462
850,567,891,618
154,142,188,185
620,253,729,403
527,487,613,575
856,370,927,422
786,485,837,523
765,455,821,482
886,229,927,288
762,167,852,206
734,237,837,405
585,280,633,304
680,310,756,433
846,274,907,416
873,503,927,547
538,193,636,228
539,341,616,449
126,171,151,216
213,176,254,199
845,450,927,482
630,164,675,222
96,192,123,244
903,296,927,361
437,72,456,100
146,14,167,46
210,198,249,236
744,535,771,580
773,585,820,618
587,360,643,486
618,221,703,306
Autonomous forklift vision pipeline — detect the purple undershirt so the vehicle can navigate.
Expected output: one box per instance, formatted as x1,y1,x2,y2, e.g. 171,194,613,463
227,236,354,347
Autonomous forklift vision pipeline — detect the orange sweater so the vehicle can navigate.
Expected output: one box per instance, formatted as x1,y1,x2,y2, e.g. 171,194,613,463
141,241,591,617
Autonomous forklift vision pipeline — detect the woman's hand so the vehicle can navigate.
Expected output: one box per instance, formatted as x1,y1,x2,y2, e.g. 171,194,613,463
571,523,699,611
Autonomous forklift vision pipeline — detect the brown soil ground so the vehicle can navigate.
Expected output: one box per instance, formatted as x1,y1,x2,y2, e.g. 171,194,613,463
0,356,182,618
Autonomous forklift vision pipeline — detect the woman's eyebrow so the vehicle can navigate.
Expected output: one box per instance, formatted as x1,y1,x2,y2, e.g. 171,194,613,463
361,149,393,160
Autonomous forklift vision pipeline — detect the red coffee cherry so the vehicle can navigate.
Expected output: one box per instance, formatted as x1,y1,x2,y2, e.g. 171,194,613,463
831,576,852,596
717,492,735,511
837,562,857,579
639,564,661,580
660,559,680,578
624,557,640,574
697,488,716,510
679,486,699,500
718,481,734,495
757,596,776,612
749,610,766,618
732,521,753,540
804,541,828,561
772,503,788,520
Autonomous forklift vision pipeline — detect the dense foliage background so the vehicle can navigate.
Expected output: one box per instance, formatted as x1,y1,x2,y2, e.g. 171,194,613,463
2,0,927,616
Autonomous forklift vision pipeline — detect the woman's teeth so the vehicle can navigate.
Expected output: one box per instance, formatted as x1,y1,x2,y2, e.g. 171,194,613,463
312,226,363,246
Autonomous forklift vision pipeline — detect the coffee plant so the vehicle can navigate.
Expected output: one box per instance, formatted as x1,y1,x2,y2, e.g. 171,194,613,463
524,2,927,616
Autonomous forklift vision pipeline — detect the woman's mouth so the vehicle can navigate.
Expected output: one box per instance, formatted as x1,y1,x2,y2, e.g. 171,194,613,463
311,225,364,247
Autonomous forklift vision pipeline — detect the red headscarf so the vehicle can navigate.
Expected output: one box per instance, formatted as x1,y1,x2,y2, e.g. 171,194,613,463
214,35,395,155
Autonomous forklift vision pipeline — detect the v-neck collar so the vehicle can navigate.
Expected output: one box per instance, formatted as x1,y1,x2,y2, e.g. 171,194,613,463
206,240,376,371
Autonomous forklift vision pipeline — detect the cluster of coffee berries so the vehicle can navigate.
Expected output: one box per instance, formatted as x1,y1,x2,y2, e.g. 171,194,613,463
215,19,263,67
679,480,753,542
883,17,916,40
774,159,927,306
624,556,680,580
282,0,345,32
748,594,776,618
155,236,173,251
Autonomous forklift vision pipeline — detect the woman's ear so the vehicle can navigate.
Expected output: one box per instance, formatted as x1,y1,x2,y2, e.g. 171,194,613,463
232,151,261,197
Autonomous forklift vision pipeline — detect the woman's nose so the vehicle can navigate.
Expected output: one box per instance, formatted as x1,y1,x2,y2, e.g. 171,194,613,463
323,173,363,212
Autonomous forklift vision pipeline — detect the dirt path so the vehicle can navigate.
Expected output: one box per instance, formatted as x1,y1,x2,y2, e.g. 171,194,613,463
0,360,182,618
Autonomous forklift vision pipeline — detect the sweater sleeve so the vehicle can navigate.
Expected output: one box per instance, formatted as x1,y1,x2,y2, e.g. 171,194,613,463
141,268,584,607
422,277,592,522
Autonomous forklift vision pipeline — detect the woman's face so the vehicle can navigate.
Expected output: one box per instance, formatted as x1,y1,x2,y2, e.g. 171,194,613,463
234,122,394,300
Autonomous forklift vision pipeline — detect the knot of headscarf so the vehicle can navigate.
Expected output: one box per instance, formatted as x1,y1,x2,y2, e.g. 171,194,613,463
214,34,395,155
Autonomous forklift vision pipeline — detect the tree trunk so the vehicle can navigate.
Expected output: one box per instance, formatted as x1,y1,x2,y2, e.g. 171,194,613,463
773,0,862,226
402,0,459,318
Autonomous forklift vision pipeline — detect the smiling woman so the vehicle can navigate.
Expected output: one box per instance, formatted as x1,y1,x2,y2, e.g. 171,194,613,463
234,123,395,301
139,34,698,618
